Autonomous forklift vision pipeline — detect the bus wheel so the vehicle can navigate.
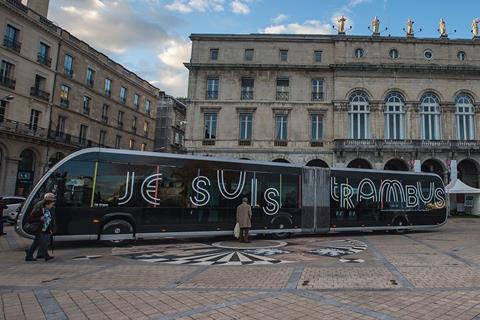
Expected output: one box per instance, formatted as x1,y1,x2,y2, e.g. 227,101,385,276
101,219,134,246
272,221,291,239
393,217,408,234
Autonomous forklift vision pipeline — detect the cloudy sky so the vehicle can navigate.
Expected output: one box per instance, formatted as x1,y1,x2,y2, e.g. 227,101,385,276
47,0,479,97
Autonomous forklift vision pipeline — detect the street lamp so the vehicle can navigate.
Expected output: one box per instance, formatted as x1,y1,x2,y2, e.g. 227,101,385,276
0,94,14,101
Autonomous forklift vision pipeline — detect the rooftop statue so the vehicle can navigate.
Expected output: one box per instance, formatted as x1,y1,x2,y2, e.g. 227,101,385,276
406,18,414,36
337,16,346,34
473,18,479,38
439,18,447,37
372,16,380,34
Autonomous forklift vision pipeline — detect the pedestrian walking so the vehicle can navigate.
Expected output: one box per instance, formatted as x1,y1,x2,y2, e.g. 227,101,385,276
236,197,252,243
0,196,7,236
25,199,55,262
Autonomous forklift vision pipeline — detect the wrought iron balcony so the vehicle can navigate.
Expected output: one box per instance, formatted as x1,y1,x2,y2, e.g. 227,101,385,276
64,68,73,78
30,87,50,101
0,119,47,138
3,36,21,52
105,89,111,97
333,139,480,152
86,79,94,88
241,90,254,100
60,98,69,107
101,115,108,123
274,140,288,146
37,53,52,67
238,140,251,146
206,91,218,100
310,140,324,147
0,76,16,89
312,92,324,101
276,91,289,101
202,139,215,146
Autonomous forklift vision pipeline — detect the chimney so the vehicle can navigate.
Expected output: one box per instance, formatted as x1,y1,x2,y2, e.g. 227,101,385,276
27,0,50,17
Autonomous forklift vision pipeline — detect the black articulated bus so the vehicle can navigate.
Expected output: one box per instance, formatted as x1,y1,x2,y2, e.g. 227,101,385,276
16,148,448,242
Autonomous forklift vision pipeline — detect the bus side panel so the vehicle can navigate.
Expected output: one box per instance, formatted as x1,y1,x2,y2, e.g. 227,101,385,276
301,168,315,232
301,167,330,233
315,168,330,232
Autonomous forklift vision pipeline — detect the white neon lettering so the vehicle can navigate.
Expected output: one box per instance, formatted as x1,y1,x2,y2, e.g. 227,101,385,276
217,170,246,199
263,188,280,215
340,183,354,209
357,178,376,202
189,176,211,207
141,173,162,206
118,171,135,205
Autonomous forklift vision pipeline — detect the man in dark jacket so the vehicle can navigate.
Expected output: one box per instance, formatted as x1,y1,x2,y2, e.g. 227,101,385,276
0,196,7,236
236,197,252,243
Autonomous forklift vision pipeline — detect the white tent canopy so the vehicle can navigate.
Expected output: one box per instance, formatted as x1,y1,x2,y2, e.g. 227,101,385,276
445,179,480,194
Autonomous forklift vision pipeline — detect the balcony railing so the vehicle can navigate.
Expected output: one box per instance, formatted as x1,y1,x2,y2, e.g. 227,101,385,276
105,89,111,97
310,140,324,147
241,90,254,100
0,119,111,148
6,0,28,13
276,91,289,101
101,115,108,123
0,118,47,138
206,91,218,100
274,140,288,146
238,140,251,146
30,87,50,101
3,36,21,52
86,79,94,88
117,122,123,129
132,126,137,132
334,139,480,151
312,92,324,101
0,76,16,89
64,68,73,78
60,98,69,107
37,53,52,67
202,139,215,146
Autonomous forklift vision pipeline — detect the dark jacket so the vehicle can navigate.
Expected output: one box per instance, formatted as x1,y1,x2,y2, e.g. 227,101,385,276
27,202,52,234
0,199,7,216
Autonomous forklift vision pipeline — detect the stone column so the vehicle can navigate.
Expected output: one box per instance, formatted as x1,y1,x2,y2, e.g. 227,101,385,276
442,102,455,140
475,103,480,139
406,102,419,140
3,156,19,196
369,101,383,139
333,101,348,139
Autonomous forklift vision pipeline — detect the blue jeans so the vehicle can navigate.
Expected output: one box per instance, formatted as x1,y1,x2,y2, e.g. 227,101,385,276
26,233,49,259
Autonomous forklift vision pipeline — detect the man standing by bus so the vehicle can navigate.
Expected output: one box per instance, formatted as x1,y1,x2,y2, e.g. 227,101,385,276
236,197,252,243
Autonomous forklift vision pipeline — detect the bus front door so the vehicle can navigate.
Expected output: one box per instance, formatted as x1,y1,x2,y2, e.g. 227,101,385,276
302,167,330,233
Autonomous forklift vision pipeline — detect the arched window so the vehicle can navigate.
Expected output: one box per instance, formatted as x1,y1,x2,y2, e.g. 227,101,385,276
348,91,370,139
455,94,475,140
420,93,441,140
384,92,405,140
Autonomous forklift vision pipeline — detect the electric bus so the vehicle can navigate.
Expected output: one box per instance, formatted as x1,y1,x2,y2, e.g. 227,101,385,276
16,148,447,242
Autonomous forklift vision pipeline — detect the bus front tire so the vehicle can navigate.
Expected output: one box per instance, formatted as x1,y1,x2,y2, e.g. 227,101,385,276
101,219,134,246
393,217,408,234
271,221,291,239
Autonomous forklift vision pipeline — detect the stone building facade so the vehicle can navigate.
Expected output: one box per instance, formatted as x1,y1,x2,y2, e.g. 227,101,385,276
185,33,480,187
0,0,159,196
154,93,187,153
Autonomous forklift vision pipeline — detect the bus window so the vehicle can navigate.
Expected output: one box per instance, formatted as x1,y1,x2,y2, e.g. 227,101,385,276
54,160,95,208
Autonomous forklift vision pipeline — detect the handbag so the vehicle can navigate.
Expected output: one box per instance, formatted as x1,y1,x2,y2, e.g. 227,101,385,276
24,222,41,234
234,222,240,239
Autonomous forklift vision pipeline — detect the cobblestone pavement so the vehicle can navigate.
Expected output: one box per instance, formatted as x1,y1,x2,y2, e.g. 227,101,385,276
1,218,480,319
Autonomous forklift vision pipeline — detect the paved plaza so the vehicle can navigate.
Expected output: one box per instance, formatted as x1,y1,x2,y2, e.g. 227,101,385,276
1,218,480,320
